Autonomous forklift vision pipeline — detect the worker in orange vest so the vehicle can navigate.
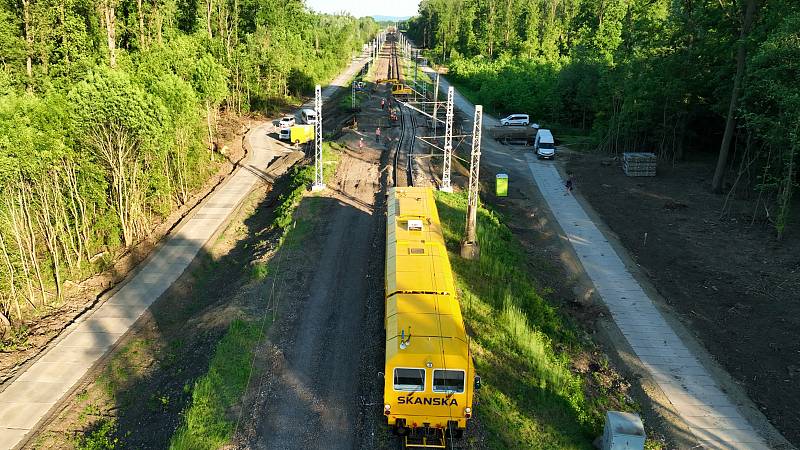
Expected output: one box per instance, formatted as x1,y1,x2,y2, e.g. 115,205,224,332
375,127,381,143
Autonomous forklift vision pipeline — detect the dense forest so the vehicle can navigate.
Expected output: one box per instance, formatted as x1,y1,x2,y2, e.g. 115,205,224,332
0,0,376,337
406,0,798,236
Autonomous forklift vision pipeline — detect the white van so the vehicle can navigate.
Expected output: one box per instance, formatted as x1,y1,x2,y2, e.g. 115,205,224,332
301,108,317,125
500,114,529,126
534,129,555,159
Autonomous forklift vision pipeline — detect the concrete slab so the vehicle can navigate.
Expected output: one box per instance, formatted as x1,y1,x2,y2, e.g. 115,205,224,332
0,429,29,449
0,401,54,429
678,403,744,419
518,152,769,447
55,331,123,349
684,414,756,430
75,316,136,334
15,362,88,384
90,303,146,320
38,346,109,364
0,381,70,403
690,426,766,444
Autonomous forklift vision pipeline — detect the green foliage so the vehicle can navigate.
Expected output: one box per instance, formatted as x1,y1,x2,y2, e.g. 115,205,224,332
435,191,633,448
192,54,229,106
272,165,315,231
75,418,119,450
0,0,376,335
250,261,269,280
411,0,800,234
169,320,262,450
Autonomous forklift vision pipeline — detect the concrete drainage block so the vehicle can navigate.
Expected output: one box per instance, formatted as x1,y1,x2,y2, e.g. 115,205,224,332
597,411,646,450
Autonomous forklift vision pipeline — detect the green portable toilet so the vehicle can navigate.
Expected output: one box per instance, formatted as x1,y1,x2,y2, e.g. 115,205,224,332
496,173,508,197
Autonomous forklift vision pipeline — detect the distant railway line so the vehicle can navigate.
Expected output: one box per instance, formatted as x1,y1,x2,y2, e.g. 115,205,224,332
385,33,416,188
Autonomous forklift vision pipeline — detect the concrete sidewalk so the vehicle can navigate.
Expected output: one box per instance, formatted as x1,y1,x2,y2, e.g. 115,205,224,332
420,65,772,449
0,55,369,450
524,155,769,449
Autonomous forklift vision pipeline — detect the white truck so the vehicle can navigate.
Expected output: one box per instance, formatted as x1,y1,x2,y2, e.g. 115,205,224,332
534,129,555,159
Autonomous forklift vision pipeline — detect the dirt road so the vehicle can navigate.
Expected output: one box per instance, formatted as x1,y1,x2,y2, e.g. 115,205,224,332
241,146,383,450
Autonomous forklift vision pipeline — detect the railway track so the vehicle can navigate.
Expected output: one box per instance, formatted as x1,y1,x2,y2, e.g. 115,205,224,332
387,33,416,188
392,101,416,187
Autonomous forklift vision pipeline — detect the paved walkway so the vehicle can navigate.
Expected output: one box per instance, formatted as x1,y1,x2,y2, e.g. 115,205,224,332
420,65,771,449
0,54,369,450
524,155,768,449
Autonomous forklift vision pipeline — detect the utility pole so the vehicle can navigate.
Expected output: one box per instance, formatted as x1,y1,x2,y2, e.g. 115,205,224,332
441,86,454,192
312,84,325,191
460,105,483,260
413,49,418,102
351,80,356,110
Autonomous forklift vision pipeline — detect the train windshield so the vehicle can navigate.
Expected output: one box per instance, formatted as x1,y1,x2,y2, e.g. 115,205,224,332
432,370,465,393
394,368,425,391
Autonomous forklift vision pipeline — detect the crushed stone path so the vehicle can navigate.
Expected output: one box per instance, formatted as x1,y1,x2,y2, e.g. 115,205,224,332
0,52,369,450
420,64,772,450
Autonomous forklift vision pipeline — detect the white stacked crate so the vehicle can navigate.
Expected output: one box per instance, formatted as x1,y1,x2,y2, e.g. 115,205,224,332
623,152,656,177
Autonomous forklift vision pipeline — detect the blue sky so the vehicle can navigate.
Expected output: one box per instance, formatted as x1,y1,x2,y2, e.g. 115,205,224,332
305,0,419,18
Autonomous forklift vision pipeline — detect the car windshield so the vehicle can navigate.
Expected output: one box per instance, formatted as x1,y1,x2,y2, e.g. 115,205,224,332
539,142,555,149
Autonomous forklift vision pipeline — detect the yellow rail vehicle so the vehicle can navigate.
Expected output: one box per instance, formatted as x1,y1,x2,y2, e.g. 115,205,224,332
391,84,412,96
384,187,478,447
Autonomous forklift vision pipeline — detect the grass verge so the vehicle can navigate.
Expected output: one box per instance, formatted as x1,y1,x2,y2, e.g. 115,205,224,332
434,191,642,449
168,320,263,450
167,143,344,449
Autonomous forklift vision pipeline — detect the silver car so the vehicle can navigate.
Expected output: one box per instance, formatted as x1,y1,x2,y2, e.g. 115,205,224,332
279,116,295,128
500,114,530,126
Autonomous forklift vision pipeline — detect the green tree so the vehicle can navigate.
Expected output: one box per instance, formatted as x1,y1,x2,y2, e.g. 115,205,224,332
69,68,167,247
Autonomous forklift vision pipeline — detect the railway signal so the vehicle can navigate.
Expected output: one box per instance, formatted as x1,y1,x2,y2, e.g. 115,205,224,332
312,84,325,191
461,105,483,260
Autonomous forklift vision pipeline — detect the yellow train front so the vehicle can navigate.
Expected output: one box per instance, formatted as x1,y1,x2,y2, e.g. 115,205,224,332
384,187,477,447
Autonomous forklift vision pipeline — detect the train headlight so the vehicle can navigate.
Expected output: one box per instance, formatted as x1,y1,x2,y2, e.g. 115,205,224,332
384,404,391,415
464,407,472,418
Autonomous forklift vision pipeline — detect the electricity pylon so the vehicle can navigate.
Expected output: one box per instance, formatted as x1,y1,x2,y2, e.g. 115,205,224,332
460,105,483,260
312,84,325,191
440,86,454,192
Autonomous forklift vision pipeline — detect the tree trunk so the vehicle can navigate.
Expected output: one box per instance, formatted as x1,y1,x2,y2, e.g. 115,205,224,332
22,0,33,88
206,0,213,39
206,100,214,160
0,234,22,322
154,0,163,44
60,0,70,65
711,0,757,193
137,0,146,49
102,2,117,68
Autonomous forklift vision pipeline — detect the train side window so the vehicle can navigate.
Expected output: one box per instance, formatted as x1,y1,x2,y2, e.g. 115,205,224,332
394,368,425,391
432,370,465,393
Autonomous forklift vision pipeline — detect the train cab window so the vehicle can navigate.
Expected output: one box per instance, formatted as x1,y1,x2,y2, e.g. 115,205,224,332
432,370,465,393
394,368,425,391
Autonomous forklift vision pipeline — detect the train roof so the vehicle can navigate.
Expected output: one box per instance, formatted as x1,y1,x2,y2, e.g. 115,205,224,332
385,187,470,367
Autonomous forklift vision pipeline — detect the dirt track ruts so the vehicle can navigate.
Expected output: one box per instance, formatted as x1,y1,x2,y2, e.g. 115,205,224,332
248,147,383,450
